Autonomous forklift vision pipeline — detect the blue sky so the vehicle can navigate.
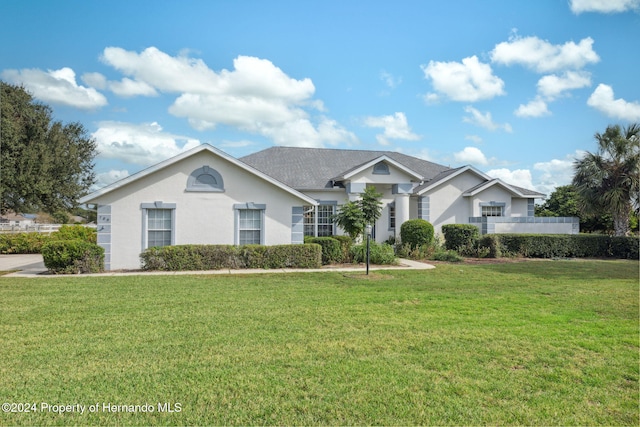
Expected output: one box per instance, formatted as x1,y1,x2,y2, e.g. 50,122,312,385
1,0,639,196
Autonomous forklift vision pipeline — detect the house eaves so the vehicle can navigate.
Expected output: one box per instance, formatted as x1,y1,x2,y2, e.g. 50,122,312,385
332,155,424,182
462,179,545,198
414,165,491,195
79,144,318,206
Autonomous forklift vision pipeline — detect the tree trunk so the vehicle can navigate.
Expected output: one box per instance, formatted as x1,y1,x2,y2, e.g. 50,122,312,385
612,209,630,236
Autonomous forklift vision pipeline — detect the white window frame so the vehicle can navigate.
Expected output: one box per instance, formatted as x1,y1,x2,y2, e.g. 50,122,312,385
481,203,505,217
388,202,396,230
234,203,266,245
141,202,176,250
303,202,336,237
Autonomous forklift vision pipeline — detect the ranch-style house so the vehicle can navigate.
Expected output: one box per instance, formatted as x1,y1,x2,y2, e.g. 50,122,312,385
79,144,578,270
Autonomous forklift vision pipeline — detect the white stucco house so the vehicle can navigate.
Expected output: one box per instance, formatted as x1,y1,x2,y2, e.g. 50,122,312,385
80,144,578,270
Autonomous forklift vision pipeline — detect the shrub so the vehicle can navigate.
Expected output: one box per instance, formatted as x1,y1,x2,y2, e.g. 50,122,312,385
263,244,322,269
41,240,104,274
140,245,243,271
480,234,639,259
395,238,441,260
0,232,50,254
331,235,354,263
442,224,480,254
241,245,269,268
430,249,464,262
140,244,322,271
50,224,97,243
610,236,640,260
350,241,397,265
478,234,502,258
400,219,434,248
306,237,342,265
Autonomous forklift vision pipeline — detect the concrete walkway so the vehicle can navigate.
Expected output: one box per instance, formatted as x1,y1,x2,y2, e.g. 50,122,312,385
1,254,434,278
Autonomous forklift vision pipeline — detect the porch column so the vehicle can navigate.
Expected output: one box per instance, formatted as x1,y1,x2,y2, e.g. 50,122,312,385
394,193,410,231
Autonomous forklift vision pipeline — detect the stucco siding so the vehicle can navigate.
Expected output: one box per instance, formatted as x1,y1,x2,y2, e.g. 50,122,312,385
510,198,530,217
91,150,309,270
348,164,418,185
425,172,484,234
469,186,514,216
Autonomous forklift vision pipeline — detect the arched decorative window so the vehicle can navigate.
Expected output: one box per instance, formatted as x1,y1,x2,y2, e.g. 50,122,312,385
186,166,224,192
373,162,390,175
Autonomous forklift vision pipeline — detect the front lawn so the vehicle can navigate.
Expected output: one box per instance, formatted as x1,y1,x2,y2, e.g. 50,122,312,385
0,260,637,425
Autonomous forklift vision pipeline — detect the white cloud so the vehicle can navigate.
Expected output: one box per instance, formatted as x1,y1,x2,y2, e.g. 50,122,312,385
421,56,505,102
463,106,512,132
514,97,551,118
537,71,592,100
102,47,315,101
95,169,130,188
99,47,355,147
465,134,483,144
81,72,107,90
109,78,158,97
490,36,600,73
454,146,489,166
218,140,256,149
380,70,402,89
2,67,107,109
93,121,201,166
533,151,585,195
570,0,640,13
363,112,421,146
487,168,535,190
587,84,640,121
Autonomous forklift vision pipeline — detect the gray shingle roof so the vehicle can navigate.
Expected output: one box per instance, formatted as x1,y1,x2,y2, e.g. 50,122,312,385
240,146,452,189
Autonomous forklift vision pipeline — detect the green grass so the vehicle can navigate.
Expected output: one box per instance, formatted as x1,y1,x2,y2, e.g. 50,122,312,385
0,260,637,426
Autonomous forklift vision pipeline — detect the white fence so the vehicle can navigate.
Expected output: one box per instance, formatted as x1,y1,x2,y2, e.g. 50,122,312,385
0,224,96,233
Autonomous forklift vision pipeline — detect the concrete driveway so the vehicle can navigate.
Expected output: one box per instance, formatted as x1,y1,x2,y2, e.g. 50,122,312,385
0,254,46,275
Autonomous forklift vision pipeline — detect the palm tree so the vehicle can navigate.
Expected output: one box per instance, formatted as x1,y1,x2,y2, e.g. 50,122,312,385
573,123,640,236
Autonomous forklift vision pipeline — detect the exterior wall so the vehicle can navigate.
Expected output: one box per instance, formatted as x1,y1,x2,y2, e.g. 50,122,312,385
469,216,580,234
348,164,417,185
469,186,514,217
510,198,530,217
92,150,309,270
422,172,485,235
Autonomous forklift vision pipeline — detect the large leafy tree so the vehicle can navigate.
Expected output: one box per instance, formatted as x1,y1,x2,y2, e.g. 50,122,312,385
535,184,613,233
1,81,97,214
572,123,639,236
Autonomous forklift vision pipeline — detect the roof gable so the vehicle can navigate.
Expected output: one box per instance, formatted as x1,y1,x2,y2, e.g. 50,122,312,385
240,147,450,189
415,165,491,195
463,179,546,198
79,144,317,205
332,155,424,181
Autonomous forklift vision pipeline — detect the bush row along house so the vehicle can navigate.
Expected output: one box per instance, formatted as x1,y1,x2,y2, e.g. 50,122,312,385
79,144,578,270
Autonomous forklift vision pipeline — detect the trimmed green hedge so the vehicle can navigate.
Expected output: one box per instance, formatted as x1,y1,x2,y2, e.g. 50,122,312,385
41,240,105,274
0,233,50,254
305,237,342,265
0,225,97,254
140,244,322,271
330,235,354,263
51,225,97,243
480,234,639,259
400,219,435,248
442,224,480,253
